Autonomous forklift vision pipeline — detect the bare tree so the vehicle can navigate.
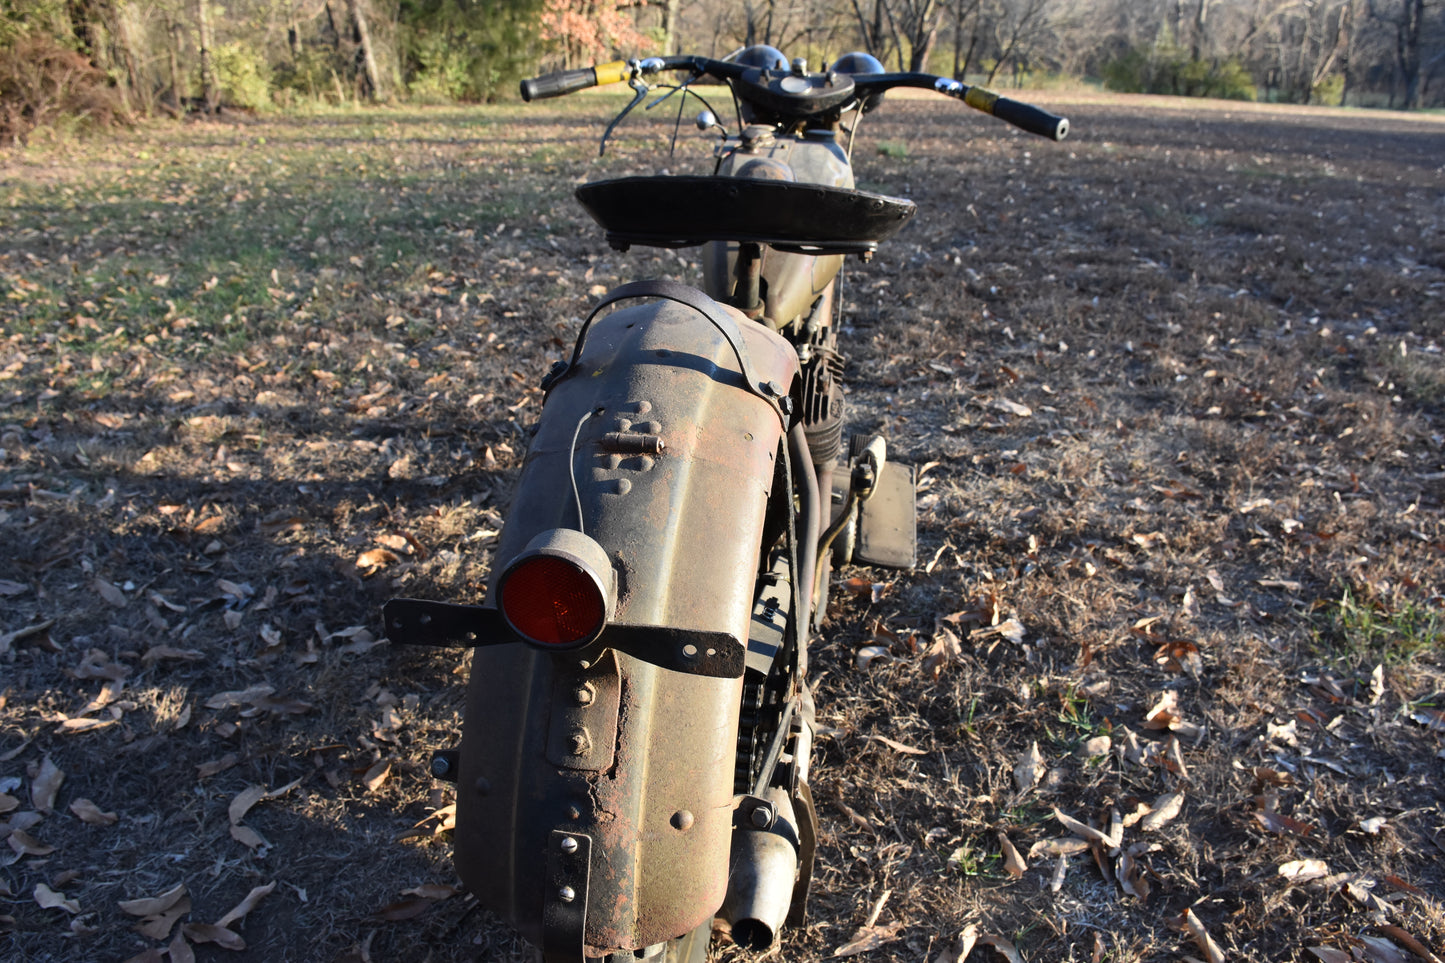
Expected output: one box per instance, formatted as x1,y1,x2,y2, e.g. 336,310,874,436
347,0,381,100
986,0,1053,84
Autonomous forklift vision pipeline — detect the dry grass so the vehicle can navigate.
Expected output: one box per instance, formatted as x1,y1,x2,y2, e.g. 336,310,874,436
1,95,1442,962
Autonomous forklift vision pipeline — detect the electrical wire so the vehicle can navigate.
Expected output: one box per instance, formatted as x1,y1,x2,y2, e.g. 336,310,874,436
567,409,598,535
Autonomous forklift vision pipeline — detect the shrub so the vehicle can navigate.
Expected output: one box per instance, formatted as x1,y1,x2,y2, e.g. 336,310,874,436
210,40,273,110
1102,44,1256,102
0,34,127,144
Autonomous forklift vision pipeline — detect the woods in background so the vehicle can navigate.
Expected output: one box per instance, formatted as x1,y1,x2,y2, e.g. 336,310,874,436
2,0,1442,142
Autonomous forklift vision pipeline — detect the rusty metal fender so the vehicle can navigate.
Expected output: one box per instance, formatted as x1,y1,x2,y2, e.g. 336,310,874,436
453,286,800,956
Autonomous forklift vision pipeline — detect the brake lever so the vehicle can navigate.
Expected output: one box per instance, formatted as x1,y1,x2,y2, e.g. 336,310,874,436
599,75,650,157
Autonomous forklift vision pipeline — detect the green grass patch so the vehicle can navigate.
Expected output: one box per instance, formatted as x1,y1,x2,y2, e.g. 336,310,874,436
0,103,619,386
1313,587,1443,668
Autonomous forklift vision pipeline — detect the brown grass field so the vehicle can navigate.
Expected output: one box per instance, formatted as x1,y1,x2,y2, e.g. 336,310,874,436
1,92,1443,962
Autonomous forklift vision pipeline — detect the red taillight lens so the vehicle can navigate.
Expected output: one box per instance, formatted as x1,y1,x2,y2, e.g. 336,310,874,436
500,555,606,647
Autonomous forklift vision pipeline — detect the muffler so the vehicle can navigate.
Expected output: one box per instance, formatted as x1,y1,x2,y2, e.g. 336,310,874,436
721,787,802,951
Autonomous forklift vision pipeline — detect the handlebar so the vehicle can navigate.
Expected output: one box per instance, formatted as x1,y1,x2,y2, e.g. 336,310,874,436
519,56,1069,142
520,60,630,101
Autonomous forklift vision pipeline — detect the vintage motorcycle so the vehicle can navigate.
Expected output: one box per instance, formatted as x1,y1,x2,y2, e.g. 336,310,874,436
383,47,1066,963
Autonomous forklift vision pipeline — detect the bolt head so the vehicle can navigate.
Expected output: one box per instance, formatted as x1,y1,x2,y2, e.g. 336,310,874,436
750,804,773,828
429,756,451,777
558,886,576,903
569,731,590,755
560,837,579,854
573,685,595,706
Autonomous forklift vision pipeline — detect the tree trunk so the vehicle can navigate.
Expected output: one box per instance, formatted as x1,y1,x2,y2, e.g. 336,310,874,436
1191,0,1209,61
1398,0,1424,108
1340,0,1357,105
348,0,382,101
110,0,146,114
195,0,218,113
165,15,184,110
910,25,937,71
661,0,681,55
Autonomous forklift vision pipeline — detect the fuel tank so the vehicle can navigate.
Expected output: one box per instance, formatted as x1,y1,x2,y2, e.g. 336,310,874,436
703,129,853,330
454,291,800,956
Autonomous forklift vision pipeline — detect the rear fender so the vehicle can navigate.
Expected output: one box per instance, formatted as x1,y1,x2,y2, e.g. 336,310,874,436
454,288,800,956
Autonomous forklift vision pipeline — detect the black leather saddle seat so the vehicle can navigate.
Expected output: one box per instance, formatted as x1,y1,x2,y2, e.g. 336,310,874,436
574,176,916,255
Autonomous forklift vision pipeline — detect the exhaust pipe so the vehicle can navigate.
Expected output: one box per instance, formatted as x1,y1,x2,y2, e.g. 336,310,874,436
721,788,801,951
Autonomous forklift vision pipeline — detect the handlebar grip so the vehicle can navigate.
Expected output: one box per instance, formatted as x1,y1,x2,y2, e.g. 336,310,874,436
520,61,629,102
963,87,1069,141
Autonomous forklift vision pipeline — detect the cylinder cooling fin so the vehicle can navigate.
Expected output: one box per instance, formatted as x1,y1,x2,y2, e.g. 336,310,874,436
800,343,844,469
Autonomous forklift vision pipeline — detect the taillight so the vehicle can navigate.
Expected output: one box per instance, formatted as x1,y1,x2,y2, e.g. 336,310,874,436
497,529,615,648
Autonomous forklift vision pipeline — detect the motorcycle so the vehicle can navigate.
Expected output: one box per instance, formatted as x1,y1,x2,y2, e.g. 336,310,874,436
383,47,1067,963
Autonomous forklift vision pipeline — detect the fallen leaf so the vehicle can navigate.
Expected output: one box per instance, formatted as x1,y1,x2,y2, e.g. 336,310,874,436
0,579,27,596
1054,808,1112,844
30,755,63,812
197,754,239,778
866,735,927,755
373,897,436,922
229,824,270,850
206,684,275,709
1410,708,1445,731
1360,816,1387,835
228,785,266,825
0,792,16,813
922,626,962,678
1254,811,1314,837
356,548,400,572
363,759,391,792
34,883,80,914
1139,792,1184,832
1307,948,1352,963
998,832,1027,878
92,577,128,608
169,931,196,963
855,644,890,670
216,881,276,928
1014,741,1045,793
395,804,457,842
1028,837,1090,858
1355,935,1414,963
976,932,1026,962
1177,907,1225,963
56,716,118,734
136,897,191,941
931,924,979,963
141,645,205,665
182,922,245,951
1279,859,1331,882
8,829,55,856
1375,925,1442,963
401,883,460,900
833,921,905,957
990,397,1032,417
1155,640,1202,679
1143,691,1181,730
843,577,887,603
118,883,188,917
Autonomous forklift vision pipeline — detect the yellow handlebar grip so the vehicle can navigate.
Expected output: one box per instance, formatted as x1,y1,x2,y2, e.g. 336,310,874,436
593,61,629,87
963,86,1000,115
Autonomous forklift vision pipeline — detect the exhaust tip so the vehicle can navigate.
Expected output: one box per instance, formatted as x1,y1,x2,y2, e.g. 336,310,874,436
731,919,775,952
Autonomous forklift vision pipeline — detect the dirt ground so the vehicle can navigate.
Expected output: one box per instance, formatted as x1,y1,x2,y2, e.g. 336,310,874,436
1,92,1443,962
